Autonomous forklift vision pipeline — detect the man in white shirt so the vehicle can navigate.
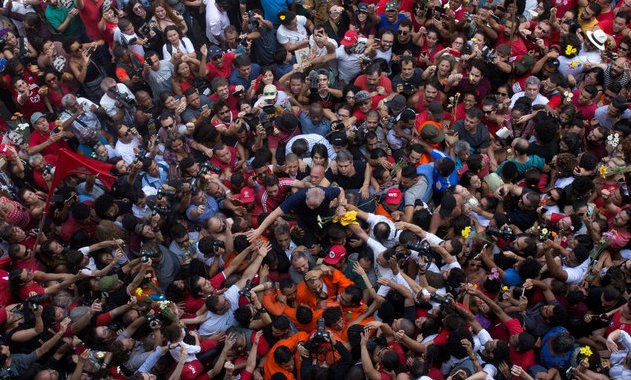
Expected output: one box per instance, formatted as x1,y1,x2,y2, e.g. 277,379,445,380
509,76,549,109
114,124,141,164
198,242,269,336
99,77,136,126
204,0,230,45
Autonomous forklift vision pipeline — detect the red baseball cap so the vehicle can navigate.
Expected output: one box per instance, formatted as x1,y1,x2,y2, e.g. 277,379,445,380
385,188,403,205
324,245,347,265
340,30,359,47
234,186,255,204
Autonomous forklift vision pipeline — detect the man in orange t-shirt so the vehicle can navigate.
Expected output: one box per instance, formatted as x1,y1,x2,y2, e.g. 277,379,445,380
263,331,308,380
296,265,354,309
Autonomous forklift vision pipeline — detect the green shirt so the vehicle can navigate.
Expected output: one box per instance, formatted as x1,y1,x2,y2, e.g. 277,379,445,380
45,3,85,39
343,260,367,289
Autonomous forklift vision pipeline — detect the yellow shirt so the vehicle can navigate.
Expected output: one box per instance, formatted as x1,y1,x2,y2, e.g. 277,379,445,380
578,8,599,32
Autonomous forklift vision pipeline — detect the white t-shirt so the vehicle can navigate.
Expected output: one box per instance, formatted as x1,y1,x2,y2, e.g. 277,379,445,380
562,258,590,285
115,137,140,164
113,28,145,57
100,83,134,118
308,35,338,57
199,284,240,335
204,0,230,45
277,15,308,45
162,37,195,62
335,45,365,83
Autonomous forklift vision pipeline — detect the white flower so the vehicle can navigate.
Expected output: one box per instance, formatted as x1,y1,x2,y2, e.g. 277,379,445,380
608,135,614,142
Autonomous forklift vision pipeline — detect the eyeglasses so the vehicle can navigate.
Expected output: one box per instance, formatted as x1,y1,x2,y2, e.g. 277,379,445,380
398,30,408,35
619,46,629,52
496,92,508,97
264,92,277,97
483,110,494,115
346,95,355,99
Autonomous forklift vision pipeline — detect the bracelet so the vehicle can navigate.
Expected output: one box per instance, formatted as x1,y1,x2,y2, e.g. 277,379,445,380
257,307,268,314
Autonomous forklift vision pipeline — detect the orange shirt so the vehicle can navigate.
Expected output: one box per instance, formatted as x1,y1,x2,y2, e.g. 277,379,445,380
263,331,308,380
295,270,354,309
374,203,395,222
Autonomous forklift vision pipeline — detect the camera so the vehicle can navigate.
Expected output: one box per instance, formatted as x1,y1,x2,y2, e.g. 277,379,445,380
486,226,515,241
525,34,538,42
429,291,452,306
199,162,221,175
238,279,254,297
432,6,445,19
407,240,430,255
259,110,274,134
312,317,330,342
213,239,225,251
481,46,497,64
382,115,395,130
157,187,176,200
331,120,345,131
307,70,320,89
27,294,50,310
109,86,136,110
42,164,54,177
402,82,415,95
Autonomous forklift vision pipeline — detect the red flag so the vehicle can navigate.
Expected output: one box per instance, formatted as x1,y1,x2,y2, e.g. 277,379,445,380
45,149,116,209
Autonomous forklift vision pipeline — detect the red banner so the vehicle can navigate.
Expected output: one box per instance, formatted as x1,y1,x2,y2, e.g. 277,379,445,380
45,149,116,208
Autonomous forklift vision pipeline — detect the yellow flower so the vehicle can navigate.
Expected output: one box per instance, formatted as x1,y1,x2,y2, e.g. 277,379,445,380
502,286,509,291
579,346,592,358
565,44,577,56
135,288,143,297
461,226,472,239
599,164,608,179
340,211,358,226
279,15,286,21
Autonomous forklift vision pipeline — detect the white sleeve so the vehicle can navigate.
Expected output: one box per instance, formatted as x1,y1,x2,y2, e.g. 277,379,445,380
78,247,91,255
226,284,241,309
424,232,444,245
162,44,171,62
618,330,631,350
474,329,492,352
277,29,289,45
183,38,194,53
367,237,387,260
482,364,497,380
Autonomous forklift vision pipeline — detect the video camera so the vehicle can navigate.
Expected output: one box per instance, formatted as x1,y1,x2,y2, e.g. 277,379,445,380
238,279,254,298
486,226,515,241
109,86,136,110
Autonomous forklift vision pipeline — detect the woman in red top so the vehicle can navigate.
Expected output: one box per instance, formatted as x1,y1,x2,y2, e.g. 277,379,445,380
172,55,209,96
98,5,119,49
12,78,51,121
417,27,444,69
43,71,71,113
607,299,631,336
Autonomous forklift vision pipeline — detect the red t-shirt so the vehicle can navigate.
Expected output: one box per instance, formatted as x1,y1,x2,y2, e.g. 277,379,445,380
15,83,48,121
572,89,597,120
29,122,71,156
505,318,536,371
206,53,236,80
353,75,392,107
209,85,240,112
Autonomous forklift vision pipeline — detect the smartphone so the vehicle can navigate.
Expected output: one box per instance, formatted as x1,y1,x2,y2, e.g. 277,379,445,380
526,34,538,42
449,49,461,57
201,104,209,111
587,205,594,217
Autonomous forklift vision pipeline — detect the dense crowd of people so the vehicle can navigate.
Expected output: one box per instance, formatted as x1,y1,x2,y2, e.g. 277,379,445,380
0,0,630,379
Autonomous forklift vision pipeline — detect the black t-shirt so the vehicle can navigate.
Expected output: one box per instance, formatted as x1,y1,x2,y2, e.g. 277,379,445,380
325,160,366,190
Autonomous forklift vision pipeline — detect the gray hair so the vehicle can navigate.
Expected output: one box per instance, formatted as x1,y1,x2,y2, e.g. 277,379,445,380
525,76,541,87
334,149,353,163
454,140,471,155
305,187,325,206
100,77,117,92
61,94,76,108
28,153,44,166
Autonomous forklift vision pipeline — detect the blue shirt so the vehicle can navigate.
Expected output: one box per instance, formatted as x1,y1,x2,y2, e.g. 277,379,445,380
377,14,406,32
262,0,293,25
186,194,219,224
298,113,332,136
229,63,262,90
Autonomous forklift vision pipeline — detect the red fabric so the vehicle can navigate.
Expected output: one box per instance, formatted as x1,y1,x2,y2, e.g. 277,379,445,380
505,318,536,371
45,149,116,209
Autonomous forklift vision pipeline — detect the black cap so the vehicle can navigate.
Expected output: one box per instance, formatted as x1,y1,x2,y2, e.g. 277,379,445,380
331,131,348,146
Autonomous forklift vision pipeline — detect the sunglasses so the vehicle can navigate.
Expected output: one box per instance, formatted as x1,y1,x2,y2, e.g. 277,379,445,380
496,92,508,96
398,30,409,35
264,92,277,97
212,55,222,61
